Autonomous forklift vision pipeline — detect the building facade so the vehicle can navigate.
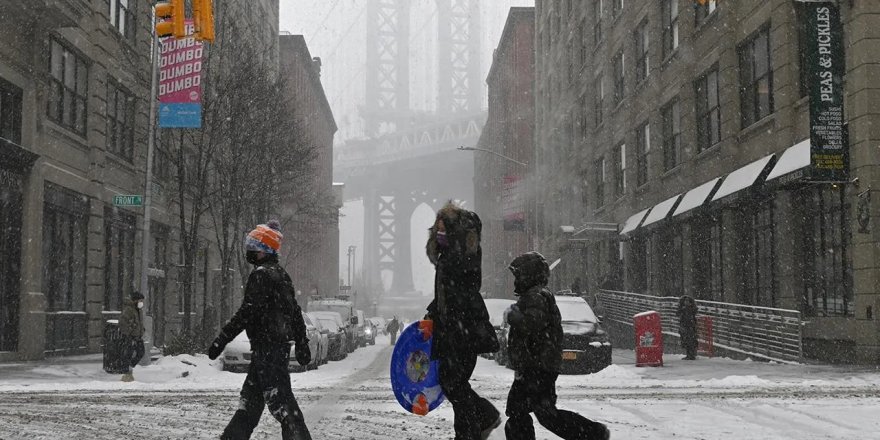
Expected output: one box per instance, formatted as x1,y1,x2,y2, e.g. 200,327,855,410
476,8,535,299
0,0,290,361
534,0,880,363
278,35,340,306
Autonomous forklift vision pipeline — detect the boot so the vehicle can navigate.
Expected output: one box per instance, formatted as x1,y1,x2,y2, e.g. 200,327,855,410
121,372,134,382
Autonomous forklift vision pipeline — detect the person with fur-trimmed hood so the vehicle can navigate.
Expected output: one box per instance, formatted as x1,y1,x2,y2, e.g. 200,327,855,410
422,201,501,440
207,220,312,440
505,252,610,440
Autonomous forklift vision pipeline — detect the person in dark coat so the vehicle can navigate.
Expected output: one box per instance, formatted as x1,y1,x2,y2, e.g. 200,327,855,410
505,252,610,440
677,295,698,360
423,202,501,440
386,316,400,345
207,221,312,440
119,291,145,382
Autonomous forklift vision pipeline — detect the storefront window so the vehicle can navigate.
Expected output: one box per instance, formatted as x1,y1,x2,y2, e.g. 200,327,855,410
692,214,724,301
104,207,136,311
802,187,853,317
42,184,89,312
743,202,776,307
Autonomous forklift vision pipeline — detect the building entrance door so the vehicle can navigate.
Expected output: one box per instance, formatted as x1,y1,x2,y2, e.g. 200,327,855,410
0,167,24,352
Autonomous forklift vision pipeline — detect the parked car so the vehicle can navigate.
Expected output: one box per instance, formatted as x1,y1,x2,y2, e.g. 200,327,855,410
311,311,348,361
369,317,387,335
555,294,612,374
483,298,515,360
302,312,329,367
310,298,358,353
355,309,368,347
220,326,321,373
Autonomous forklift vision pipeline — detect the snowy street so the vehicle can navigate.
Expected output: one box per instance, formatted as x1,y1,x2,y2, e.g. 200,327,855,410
1,335,879,439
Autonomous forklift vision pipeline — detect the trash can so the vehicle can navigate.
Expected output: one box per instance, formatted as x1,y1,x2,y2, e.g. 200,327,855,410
103,319,128,374
634,311,663,367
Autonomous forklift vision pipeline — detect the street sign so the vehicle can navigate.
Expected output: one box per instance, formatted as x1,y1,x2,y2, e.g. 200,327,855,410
113,195,143,207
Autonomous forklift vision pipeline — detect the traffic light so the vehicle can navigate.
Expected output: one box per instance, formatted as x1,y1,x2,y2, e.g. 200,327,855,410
193,0,215,43
155,0,186,39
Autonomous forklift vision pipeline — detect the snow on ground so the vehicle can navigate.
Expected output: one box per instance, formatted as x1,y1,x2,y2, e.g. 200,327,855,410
1,334,879,439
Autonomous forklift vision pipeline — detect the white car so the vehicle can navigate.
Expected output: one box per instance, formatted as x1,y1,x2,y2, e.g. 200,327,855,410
221,316,323,373
303,312,329,366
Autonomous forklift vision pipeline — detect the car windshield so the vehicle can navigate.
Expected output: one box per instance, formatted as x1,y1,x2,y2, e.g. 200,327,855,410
316,317,339,332
555,297,598,323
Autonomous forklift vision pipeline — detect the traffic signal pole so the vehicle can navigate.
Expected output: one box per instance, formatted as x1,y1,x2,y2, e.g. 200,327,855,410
139,10,161,366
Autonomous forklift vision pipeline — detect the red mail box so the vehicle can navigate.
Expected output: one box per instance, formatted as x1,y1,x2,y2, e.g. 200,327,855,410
634,311,663,367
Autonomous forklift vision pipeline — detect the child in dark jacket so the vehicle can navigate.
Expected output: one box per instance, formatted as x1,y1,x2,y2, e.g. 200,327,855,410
504,252,610,440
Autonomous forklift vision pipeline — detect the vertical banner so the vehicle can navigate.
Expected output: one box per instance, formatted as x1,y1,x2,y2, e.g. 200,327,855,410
802,1,847,181
159,21,203,128
502,175,525,231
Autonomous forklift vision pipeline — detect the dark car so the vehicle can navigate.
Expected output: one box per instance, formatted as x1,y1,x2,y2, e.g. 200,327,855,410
555,295,612,374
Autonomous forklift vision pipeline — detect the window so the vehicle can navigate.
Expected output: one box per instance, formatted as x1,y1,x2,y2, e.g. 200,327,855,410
738,26,773,127
630,235,649,292
661,0,679,59
593,0,603,45
614,143,626,196
802,187,853,317
594,76,604,127
796,7,809,98
612,0,624,18
48,39,88,135
635,20,650,83
692,215,724,301
107,80,135,161
636,123,650,186
104,207,136,311
743,202,776,307
661,99,681,171
109,0,135,39
695,0,717,25
42,184,89,312
613,52,625,105
695,66,721,151
594,158,605,208
0,77,23,144
655,226,683,295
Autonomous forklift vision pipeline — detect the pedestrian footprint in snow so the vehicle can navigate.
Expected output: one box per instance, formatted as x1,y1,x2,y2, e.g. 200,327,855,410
504,252,610,440
207,221,313,440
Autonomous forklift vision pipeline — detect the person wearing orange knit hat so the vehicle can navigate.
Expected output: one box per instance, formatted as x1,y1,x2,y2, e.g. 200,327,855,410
209,220,313,440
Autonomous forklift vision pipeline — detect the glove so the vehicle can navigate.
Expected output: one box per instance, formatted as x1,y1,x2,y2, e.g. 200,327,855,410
418,319,433,341
295,341,311,366
207,337,227,360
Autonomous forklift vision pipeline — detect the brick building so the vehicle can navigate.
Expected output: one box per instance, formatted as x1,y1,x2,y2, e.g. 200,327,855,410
476,7,535,299
278,35,340,305
534,0,880,363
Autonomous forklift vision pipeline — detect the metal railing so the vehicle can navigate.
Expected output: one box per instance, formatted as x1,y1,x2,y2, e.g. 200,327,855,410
596,290,803,363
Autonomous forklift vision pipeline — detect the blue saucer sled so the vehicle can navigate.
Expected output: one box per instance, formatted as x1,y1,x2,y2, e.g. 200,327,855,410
390,321,445,415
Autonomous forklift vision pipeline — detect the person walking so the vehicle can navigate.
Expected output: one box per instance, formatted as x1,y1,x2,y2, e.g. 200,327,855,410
119,291,146,382
207,221,313,440
677,295,699,360
423,202,501,440
386,316,400,345
505,252,610,440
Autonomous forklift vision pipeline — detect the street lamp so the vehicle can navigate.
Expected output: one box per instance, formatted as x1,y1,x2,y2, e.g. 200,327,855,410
457,146,528,166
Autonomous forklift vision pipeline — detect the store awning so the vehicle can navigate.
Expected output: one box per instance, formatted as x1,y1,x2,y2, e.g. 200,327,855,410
672,177,723,217
711,154,776,202
766,139,810,181
640,194,682,228
619,208,651,235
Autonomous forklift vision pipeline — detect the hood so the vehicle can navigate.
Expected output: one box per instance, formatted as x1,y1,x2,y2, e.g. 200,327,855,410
561,321,602,336
426,201,482,266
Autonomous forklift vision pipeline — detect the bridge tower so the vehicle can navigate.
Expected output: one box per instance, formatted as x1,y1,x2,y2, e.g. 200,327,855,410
362,0,481,299
436,0,482,114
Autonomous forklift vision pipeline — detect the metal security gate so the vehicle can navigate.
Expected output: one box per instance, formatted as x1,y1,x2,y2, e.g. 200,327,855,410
0,167,24,352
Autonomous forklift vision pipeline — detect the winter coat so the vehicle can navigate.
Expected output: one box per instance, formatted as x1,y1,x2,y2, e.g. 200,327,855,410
386,319,400,334
119,298,144,340
506,286,563,373
677,296,698,350
425,203,498,359
218,256,308,352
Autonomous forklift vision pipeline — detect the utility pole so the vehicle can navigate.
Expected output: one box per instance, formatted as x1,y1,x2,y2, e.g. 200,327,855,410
138,11,161,366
